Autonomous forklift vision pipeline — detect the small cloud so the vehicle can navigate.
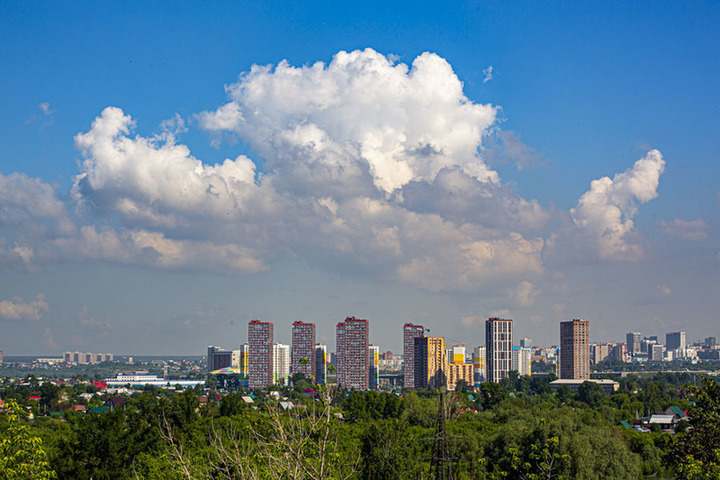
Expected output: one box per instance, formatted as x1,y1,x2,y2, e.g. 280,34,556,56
552,303,567,319
0,294,49,320
39,102,54,116
488,309,512,319
483,131,545,170
78,306,112,329
482,65,494,83
528,314,544,325
656,284,673,298
646,315,667,332
43,327,59,350
659,218,709,241
509,280,539,307
461,315,484,327
25,102,55,126
160,307,223,329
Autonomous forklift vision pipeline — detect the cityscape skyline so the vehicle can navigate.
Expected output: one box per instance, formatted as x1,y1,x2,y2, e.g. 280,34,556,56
197,317,717,391
1,3,718,355
3,314,719,358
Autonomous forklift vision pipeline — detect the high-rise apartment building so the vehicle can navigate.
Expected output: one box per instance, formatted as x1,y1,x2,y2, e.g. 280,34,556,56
449,346,466,364
486,318,513,383
666,331,687,351
336,317,370,389
560,319,590,380
611,342,628,362
314,344,327,384
414,336,447,389
207,346,232,372
650,344,665,361
248,320,274,389
446,345,473,390
292,321,316,379
231,344,249,375
512,345,532,376
368,345,380,389
403,323,425,389
591,343,612,365
273,343,291,386
626,332,641,357
473,346,486,386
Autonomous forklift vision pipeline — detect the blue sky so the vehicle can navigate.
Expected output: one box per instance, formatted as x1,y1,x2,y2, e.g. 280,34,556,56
1,1,718,355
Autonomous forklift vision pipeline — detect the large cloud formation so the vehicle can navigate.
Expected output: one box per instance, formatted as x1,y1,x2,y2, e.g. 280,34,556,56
548,150,665,261
198,49,500,194
0,49,666,295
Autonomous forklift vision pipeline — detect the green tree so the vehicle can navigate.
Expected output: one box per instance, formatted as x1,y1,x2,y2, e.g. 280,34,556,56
577,381,604,408
672,376,720,479
205,373,218,390
0,400,57,479
360,419,420,479
219,393,247,417
509,435,569,480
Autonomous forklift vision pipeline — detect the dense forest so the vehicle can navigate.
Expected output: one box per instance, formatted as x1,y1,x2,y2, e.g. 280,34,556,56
1,373,719,479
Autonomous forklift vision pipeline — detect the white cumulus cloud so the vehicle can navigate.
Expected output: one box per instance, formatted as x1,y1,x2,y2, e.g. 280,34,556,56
64,50,548,292
0,50,670,294
549,149,665,261
198,48,499,195
0,294,49,320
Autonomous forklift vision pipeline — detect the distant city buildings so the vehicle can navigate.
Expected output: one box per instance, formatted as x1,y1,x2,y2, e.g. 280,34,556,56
666,331,687,352
612,343,628,363
273,343,291,386
486,317,513,383
314,344,327,384
414,336,447,389
590,343,612,365
560,319,590,380
198,315,716,392
368,345,380,390
650,344,665,362
403,323,425,389
207,346,232,372
473,346,486,386
232,344,249,374
336,317,369,390
291,321,316,380
512,345,532,377
626,332,642,357
105,371,204,388
248,320,274,389
446,345,473,390
63,351,114,365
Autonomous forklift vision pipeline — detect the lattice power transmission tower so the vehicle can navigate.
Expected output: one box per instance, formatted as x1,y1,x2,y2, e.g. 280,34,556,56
426,392,459,480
